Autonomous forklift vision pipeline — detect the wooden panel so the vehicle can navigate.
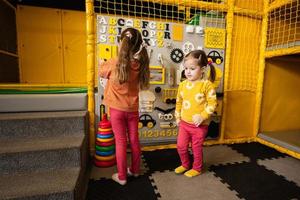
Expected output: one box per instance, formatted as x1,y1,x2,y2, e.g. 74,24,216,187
261,56,300,132
224,91,256,139
62,10,87,84
18,6,63,83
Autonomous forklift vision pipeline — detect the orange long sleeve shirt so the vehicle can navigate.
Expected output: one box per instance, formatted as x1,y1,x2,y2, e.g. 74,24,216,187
99,58,141,112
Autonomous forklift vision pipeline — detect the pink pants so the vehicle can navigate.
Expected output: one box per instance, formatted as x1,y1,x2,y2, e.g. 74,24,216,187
109,108,141,180
177,120,208,172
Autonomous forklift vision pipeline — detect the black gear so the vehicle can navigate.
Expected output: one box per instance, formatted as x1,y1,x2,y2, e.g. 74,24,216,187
170,48,184,63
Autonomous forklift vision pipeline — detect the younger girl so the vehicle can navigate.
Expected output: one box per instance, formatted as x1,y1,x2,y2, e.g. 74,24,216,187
99,27,150,185
174,50,217,177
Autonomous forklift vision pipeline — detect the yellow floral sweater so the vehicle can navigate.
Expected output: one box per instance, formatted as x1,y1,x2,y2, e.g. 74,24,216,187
175,79,217,125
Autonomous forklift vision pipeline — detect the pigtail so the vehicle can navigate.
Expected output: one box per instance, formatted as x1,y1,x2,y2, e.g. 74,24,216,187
208,61,216,83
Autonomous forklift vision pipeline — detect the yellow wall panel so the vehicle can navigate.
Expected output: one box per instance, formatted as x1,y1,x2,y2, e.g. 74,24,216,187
224,91,256,139
96,44,117,83
260,56,300,132
98,44,113,61
62,10,87,84
172,25,183,41
17,6,64,83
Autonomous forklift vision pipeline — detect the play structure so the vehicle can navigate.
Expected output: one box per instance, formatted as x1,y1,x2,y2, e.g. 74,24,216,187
0,0,299,159
96,13,225,145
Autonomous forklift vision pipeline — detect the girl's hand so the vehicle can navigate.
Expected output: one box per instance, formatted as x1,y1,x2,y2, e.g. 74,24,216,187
98,59,105,77
192,114,203,127
176,118,181,125
98,59,105,66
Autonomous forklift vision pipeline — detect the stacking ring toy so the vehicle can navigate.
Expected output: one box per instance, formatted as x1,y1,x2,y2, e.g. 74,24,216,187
94,159,116,167
97,130,113,135
96,149,115,156
95,154,115,161
96,137,114,143
96,140,115,147
98,127,112,132
95,145,115,152
97,133,114,139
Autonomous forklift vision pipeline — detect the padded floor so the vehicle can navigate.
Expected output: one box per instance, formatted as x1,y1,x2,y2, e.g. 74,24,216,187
87,142,300,200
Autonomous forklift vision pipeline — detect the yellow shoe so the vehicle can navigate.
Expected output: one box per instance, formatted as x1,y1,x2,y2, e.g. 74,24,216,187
174,166,188,174
184,169,201,177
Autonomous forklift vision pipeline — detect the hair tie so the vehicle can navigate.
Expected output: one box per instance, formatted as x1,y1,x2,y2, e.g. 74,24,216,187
125,31,132,39
133,42,147,59
208,60,213,65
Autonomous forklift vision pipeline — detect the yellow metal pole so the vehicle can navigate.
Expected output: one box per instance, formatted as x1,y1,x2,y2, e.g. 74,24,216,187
253,0,269,137
219,0,234,142
86,0,96,156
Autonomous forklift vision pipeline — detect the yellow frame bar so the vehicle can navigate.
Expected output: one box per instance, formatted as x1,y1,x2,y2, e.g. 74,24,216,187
265,46,300,58
256,137,300,159
233,7,263,19
268,0,293,12
253,1,269,138
143,0,228,12
219,0,234,142
86,0,96,156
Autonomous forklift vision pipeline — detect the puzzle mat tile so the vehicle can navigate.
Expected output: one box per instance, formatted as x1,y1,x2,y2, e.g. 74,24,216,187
210,161,300,200
150,170,240,200
203,145,250,168
258,156,300,187
142,145,250,173
86,174,157,200
88,143,300,200
90,153,148,180
229,142,285,161
142,148,181,173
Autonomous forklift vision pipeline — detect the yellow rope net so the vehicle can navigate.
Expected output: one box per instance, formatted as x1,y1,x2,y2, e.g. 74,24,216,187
266,0,300,55
94,0,226,24
94,0,264,92
226,0,263,92
93,0,227,93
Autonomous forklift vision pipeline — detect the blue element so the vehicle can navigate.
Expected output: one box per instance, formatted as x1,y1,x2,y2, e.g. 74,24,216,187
96,150,115,156
97,134,114,139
